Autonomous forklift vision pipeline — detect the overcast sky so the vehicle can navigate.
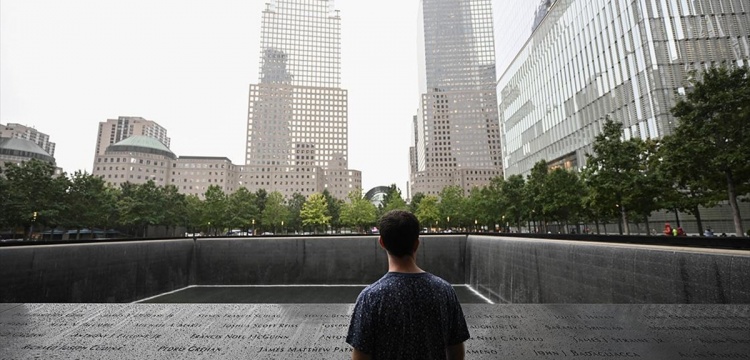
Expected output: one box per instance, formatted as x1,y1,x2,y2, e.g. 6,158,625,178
1,0,537,194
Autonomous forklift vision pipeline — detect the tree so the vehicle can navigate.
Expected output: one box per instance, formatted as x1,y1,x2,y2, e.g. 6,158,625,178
580,174,618,234
670,65,750,236
227,187,258,233
657,135,722,234
408,192,426,214
483,177,506,227
340,189,377,233
544,168,585,232
261,191,288,233
65,171,112,239
415,195,440,231
501,174,527,231
438,185,466,229
0,172,9,231
626,139,669,233
465,186,492,231
0,160,68,239
101,187,121,232
159,185,188,237
184,195,203,235
118,181,164,237
321,189,342,230
255,189,268,230
202,185,228,235
525,160,549,232
583,119,654,235
380,184,408,214
286,193,307,233
301,193,331,233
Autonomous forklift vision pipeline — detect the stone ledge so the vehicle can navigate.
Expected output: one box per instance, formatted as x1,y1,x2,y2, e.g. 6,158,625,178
1,304,748,359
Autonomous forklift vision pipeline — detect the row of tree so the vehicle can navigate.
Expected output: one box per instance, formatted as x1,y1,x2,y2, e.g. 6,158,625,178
1,66,747,238
0,159,413,238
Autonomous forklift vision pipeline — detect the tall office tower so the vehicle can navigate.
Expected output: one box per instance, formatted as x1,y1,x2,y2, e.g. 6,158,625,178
94,116,171,156
409,0,503,197
498,0,750,177
0,123,56,157
532,0,556,32
244,0,361,200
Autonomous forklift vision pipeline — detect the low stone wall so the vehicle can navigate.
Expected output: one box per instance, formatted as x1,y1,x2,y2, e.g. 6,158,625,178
465,235,750,304
0,239,195,303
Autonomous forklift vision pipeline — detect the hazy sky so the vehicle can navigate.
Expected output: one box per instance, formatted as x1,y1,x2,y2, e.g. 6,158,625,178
1,0,537,194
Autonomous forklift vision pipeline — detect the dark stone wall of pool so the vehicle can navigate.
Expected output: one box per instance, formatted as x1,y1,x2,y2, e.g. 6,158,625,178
2,235,748,304
194,235,466,285
465,235,750,304
0,240,195,303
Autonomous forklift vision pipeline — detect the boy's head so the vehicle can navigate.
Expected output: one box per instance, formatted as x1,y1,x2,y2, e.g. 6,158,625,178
378,210,420,257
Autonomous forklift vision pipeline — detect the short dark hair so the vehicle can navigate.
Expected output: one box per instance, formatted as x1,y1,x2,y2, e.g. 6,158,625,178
378,210,420,257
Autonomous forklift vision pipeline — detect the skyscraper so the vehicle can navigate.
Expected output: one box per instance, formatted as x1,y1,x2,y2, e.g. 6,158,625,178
244,0,360,200
410,0,503,196
498,0,750,177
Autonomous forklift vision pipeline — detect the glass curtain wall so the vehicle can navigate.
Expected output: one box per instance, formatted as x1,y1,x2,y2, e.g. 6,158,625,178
499,0,750,177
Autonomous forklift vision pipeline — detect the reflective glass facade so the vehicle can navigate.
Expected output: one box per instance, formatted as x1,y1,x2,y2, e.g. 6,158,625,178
411,0,503,196
245,0,359,200
499,0,750,177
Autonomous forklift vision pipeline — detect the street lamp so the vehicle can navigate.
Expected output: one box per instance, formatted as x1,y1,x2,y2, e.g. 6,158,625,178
531,210,536,233
28,211,37,240
474,219,477,232
281,220,284,235
447,216,450,231
252,219,255,236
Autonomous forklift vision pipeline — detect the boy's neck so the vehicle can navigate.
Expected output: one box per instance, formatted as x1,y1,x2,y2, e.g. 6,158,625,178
387,254,424,273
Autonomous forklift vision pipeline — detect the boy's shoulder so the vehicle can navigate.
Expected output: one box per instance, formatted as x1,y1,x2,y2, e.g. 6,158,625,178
361,272,450,297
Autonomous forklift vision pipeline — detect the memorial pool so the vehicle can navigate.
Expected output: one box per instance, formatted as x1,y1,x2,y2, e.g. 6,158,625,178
2,235,749,359
137,285,490,304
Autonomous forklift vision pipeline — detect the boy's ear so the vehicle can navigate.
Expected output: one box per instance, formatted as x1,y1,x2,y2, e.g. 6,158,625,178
378,236,386,250
412,238,420,253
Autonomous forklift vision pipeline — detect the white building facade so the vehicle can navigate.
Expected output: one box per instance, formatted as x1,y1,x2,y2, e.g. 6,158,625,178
499,0,750,176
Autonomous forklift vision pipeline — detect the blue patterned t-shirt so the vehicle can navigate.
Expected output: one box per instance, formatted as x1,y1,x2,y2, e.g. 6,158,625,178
346,272,470,359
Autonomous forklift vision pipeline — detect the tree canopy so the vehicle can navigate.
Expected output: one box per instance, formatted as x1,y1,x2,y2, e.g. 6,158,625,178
261,191,289,233
301,193,331,232
340,189,377,233
668,65,749,235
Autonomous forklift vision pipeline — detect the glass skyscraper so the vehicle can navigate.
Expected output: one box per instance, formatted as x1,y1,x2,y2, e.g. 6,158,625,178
244,0,360,200
499,0,750,177
410,0,503,197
